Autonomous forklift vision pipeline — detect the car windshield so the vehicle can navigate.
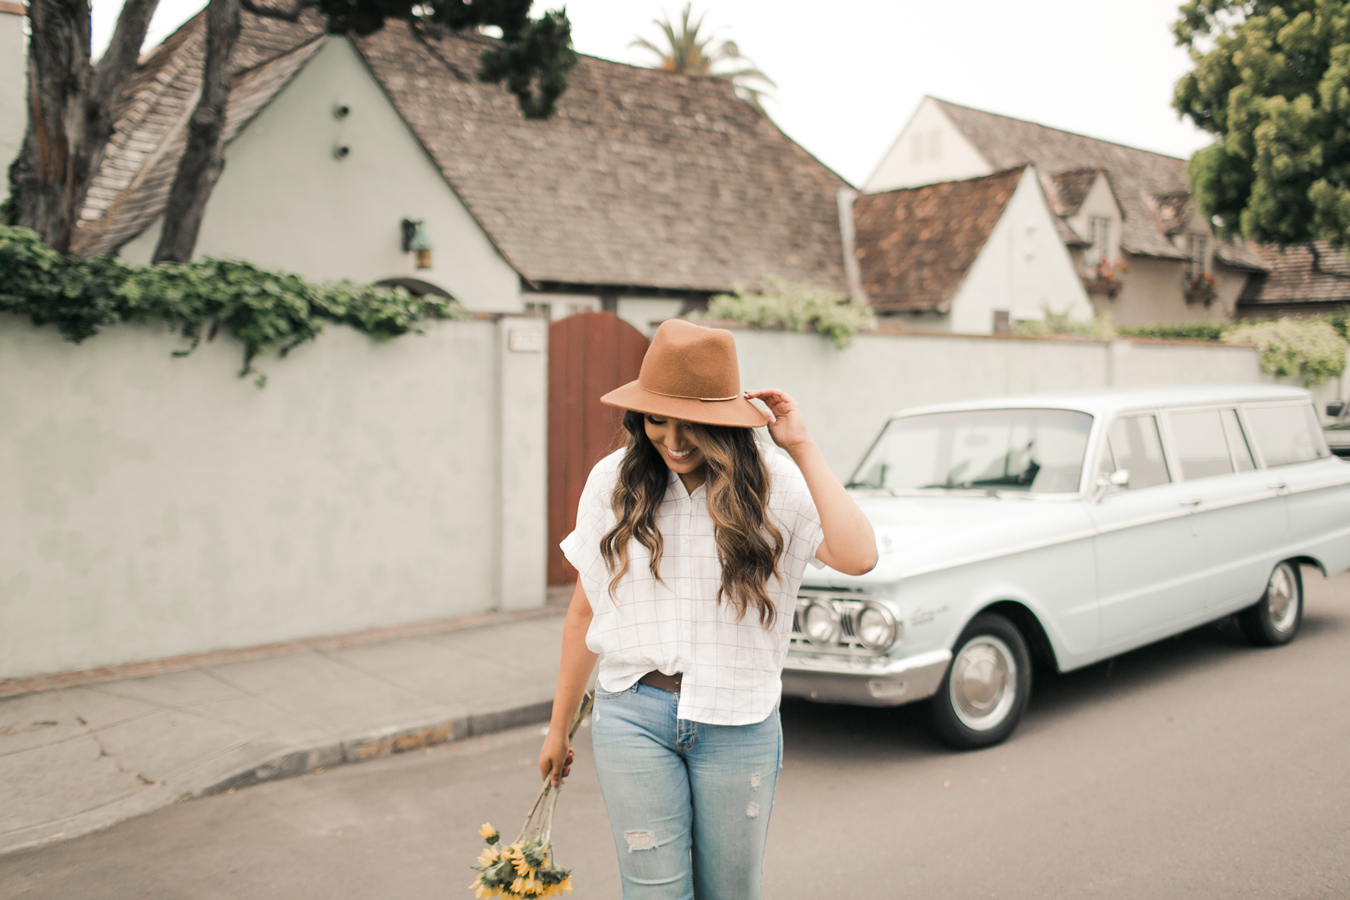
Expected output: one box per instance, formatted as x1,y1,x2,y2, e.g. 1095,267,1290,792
848,408,1094,495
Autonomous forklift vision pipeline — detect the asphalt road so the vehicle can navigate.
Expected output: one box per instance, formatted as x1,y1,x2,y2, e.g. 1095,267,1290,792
5,571,1350,900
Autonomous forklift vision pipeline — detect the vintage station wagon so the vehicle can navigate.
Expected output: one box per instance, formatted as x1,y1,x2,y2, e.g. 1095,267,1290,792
783,386,1350,749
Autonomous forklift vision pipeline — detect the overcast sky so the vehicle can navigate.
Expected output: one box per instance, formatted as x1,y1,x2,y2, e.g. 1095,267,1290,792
92,0,1214,187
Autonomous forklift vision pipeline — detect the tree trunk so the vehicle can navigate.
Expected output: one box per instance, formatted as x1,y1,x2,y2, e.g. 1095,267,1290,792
152,0,241,264
9,0,93,252
7,0,158,253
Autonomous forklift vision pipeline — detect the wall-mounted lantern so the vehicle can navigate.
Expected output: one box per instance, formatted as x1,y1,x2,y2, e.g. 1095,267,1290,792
400,218,434,270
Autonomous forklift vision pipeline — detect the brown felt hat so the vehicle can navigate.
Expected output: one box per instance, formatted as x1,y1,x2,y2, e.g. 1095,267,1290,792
601,319,770,428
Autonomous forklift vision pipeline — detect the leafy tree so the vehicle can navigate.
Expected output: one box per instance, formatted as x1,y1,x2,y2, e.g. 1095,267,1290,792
630,2,774,111
1173,0,1350,247
8,0,574,260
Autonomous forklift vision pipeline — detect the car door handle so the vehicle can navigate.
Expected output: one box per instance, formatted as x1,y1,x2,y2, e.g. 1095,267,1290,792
1268,480,1288,493
1179,497,1202,507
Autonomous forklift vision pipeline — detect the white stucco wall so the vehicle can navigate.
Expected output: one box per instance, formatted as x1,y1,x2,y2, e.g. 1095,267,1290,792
1108,255,1218,326
0,313,547,678
946,168,1093,335
864,97,992,193
120,37,521,313
732,327,1330,480
0,9,26,200
617,298,686,337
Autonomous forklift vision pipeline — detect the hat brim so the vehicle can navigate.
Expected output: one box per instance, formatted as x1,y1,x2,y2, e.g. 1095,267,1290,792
601,380,771,428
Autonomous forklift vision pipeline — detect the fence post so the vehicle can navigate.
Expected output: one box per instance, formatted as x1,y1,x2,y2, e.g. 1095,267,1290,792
496,316,548,611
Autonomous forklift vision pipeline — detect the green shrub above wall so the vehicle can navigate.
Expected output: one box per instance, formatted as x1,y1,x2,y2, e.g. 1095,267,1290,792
1011,306,1349,386
1116,322,1228,342
700,275,875,349
0,226,465,383
1222,319,1348,386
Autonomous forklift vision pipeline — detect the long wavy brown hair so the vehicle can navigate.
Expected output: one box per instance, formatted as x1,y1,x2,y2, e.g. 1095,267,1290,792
600,411,785,627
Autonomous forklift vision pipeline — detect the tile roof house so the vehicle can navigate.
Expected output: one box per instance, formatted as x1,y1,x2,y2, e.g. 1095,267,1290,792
73,7,850,329
853,166,1091,333
1238,241,1350,316
864,97,1271,327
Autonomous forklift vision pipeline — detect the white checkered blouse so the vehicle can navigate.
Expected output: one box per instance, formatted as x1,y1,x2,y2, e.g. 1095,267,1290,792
561,446,824,726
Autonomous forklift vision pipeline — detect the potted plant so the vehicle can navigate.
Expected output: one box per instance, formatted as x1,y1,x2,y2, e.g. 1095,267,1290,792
1184,271,1217,305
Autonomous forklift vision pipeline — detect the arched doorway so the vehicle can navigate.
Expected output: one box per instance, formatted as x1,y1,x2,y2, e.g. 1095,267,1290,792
548,312,650,585
374,277,455,299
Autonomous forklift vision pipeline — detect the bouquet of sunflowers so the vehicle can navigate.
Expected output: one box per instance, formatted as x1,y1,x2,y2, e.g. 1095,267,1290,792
470,693,594,899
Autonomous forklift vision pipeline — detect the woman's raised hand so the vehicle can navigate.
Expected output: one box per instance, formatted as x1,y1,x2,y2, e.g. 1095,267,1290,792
745,389,810,451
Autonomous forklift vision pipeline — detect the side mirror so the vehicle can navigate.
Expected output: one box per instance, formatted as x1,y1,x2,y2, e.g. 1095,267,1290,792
1328,401,1346,418
1092,469,1130,502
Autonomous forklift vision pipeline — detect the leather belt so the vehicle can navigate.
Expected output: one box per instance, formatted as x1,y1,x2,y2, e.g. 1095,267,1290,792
639,670,683,693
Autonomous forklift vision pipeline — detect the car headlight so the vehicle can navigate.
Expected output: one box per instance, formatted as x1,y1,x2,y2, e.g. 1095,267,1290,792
855,602,900,651
801,601,841,644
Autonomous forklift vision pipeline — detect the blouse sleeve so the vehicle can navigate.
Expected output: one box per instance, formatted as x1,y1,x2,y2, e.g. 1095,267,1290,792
559,454,619,608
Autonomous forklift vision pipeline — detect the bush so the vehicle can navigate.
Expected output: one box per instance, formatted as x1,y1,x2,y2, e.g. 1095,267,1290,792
1222,317,1348,386
1116,322,1227,342
702,275,874,349
0,225,464,380
1326,306,1350,341
1012,310,1116,340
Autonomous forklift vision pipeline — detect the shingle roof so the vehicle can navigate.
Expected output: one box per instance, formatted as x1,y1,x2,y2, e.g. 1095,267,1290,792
933,99,1193,261
75,9,327,255
1045,167,1099,217
77,12,849,295
853,167,1024,313
353,22,848,292
1239,241,1350,307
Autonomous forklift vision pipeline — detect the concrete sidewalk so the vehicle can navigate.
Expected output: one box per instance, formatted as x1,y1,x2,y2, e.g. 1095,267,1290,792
0,606,567,857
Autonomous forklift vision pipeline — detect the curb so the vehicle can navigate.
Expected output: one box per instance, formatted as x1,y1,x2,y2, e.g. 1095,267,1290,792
0,699,554,859
200,700,554,795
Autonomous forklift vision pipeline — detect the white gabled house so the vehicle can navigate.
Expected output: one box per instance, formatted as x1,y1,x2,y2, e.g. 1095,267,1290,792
0,2,26,204
72,8,852,333
864,96,1270,326
852,165,1092,334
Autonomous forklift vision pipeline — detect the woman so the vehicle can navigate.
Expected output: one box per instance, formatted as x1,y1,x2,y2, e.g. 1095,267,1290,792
539,319,877,900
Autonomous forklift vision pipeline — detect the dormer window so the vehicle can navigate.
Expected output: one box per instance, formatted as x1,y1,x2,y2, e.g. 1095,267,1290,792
1088,216,1111,263
1187,233,1209,277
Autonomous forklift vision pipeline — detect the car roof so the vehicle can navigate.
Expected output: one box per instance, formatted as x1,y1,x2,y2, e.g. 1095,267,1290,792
889,385,1311,420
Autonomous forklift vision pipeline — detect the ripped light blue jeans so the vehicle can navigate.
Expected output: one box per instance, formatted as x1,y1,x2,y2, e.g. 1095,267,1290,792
590,682,783,900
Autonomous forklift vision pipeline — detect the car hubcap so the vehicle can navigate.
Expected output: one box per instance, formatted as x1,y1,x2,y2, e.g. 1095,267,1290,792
1267,564,1298,634
950,635,1017,731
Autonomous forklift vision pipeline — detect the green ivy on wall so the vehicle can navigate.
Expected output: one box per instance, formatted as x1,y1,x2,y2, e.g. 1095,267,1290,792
0,226,465,384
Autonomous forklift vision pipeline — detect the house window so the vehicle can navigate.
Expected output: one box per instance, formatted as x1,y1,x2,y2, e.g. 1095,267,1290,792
1088,217,1111,264
1187,233,1209,277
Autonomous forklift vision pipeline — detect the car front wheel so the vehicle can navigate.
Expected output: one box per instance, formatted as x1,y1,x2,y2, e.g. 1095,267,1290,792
1239,561,1303,647
930,613,1032,750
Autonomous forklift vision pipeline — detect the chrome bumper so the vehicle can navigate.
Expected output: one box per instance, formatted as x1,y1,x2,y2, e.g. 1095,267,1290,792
781,648,953,708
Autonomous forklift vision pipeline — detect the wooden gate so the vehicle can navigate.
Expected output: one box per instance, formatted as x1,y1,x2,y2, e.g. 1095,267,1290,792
548,312,650,585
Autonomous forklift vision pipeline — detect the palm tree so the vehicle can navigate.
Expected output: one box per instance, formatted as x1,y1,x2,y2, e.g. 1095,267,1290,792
630,3,776,112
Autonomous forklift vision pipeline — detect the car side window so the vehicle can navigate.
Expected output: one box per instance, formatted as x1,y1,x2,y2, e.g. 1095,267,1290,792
1220,408,1256,471
1245,403,1329,467
1168,409,1234,480
1102,414,1171,489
